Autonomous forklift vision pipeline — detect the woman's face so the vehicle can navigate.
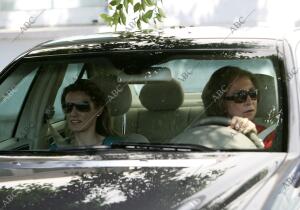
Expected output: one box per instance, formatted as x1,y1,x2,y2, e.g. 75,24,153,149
64,91,101,133
224,77,257,120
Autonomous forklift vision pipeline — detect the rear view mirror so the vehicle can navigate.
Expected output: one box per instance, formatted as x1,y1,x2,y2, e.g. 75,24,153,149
117,67,172,84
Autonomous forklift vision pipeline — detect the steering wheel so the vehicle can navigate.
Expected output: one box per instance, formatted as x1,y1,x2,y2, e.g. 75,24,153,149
192,116,265,149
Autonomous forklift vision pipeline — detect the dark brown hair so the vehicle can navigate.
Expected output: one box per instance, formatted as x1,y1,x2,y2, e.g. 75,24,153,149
61,79,116,136
202,66,258,116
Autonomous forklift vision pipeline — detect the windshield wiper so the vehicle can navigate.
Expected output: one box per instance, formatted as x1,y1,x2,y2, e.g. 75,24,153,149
110,142,217,152
0,143,216,154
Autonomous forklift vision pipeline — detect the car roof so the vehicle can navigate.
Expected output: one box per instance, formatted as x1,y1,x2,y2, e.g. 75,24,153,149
25,26,283,58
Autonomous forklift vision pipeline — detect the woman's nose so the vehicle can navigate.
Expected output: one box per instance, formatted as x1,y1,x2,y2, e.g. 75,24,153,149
69,106,78,116
245,95,252,104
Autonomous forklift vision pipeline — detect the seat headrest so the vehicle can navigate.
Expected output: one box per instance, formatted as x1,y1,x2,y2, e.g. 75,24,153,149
139,79,184,111
254,73,278,118
92,74,132,116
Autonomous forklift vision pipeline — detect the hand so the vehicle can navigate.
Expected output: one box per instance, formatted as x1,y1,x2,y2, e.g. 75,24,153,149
229,116,257,135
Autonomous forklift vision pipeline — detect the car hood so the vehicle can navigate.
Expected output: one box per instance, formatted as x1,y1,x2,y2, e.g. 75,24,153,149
0,152,286,210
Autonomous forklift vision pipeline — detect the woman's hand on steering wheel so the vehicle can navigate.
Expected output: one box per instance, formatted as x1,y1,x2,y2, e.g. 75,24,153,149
229,116,257,135
192,116,264,149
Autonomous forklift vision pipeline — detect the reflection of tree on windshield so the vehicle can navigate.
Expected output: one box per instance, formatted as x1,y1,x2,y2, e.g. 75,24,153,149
0,167,225,210
29,31,259,59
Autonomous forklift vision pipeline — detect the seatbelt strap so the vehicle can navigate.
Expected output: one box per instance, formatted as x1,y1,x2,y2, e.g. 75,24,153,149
258,123,277,140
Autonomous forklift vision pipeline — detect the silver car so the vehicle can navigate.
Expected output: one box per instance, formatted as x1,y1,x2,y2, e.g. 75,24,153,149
0,27,299,210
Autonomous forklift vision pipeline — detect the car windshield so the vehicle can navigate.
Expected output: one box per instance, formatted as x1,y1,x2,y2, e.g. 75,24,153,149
0,42,286,152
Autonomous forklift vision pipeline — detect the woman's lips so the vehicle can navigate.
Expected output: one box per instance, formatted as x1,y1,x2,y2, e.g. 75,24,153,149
70,119,82,124
243,110,255,118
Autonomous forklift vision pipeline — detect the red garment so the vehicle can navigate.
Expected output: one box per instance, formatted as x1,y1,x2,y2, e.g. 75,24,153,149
256,124,276,149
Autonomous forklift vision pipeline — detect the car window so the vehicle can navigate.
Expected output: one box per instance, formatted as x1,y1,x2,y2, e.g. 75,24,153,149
0,49,286,152
0,64,38,142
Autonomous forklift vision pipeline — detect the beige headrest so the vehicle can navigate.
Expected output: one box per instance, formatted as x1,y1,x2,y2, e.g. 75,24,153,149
139,79,184,111
92,74,132,116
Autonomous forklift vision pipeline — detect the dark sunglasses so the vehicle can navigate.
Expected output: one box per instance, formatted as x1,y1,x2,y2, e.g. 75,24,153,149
62,101,91,113
224,89,258,103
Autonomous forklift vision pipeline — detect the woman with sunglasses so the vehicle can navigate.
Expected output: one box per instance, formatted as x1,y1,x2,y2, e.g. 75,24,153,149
55,79,120,148
202,66,275,149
